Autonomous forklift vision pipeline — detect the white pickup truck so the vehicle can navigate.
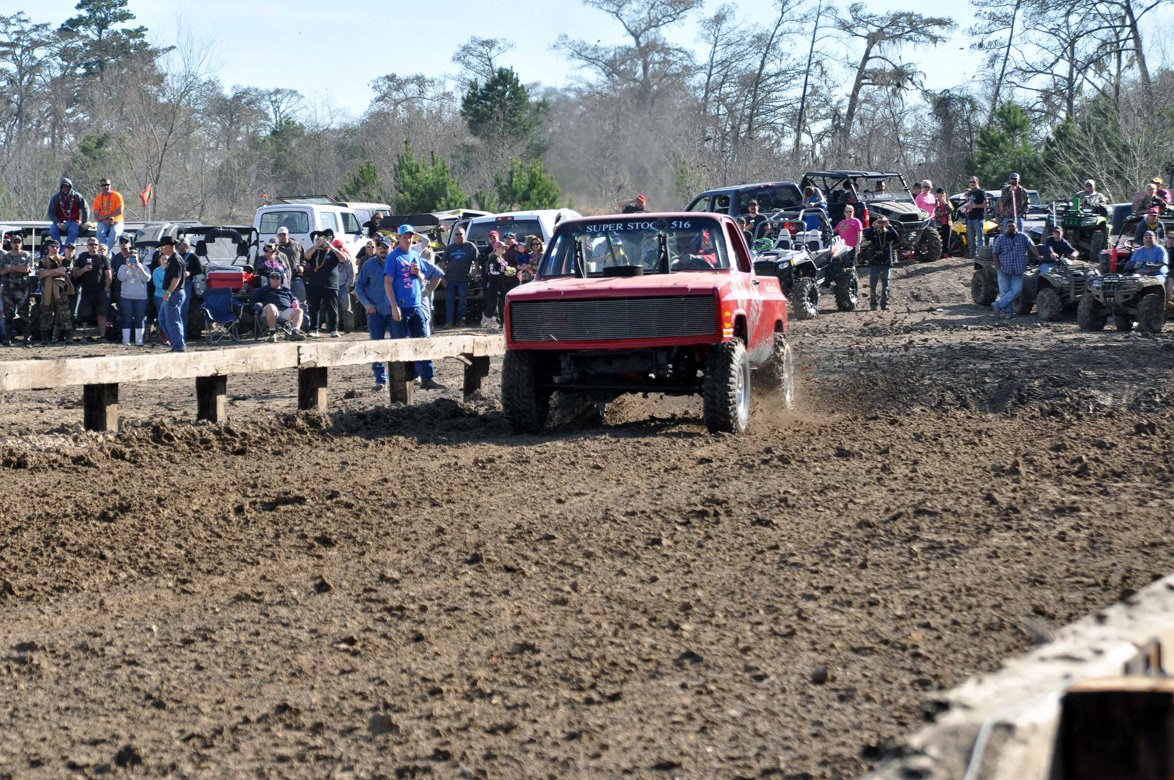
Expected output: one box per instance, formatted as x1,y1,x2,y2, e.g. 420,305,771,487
254,199,368,257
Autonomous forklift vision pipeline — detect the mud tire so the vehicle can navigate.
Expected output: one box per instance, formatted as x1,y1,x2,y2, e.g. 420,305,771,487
1077,293,1107,331
915,228,943,263
834,271,858,312
1137,292,1167,333
971,269,997,306
1035,286,1064,322
502,350,551,434
754,333,795,410
791,277,820,320
703,340,750,434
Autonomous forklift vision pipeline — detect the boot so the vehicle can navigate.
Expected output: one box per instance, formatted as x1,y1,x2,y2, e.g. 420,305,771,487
39,331,49,347
51,326,61,344
134,328,144,346
122,328,131,346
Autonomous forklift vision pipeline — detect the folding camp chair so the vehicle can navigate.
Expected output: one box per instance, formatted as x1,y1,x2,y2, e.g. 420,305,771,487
201,288,241,344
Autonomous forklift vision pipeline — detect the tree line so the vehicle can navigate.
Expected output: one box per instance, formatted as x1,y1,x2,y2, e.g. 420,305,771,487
0,0,1169,225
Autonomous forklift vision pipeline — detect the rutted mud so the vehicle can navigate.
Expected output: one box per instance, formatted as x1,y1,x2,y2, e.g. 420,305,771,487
0,256,1171,778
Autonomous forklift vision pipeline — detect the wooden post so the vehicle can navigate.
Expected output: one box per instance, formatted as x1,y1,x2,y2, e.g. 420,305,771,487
1060,677,1174,780
463,355,491,398
388,362,415,405
82,383,119,432
297,366,328,412
195,375,228,423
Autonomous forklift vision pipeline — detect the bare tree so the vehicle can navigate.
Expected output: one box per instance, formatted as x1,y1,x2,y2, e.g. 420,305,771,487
833,3,955,154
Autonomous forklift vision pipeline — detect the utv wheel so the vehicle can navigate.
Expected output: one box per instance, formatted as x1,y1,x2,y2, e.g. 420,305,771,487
835,271,859,312
1137,292,1167,333
790,277,820,320
501,350,551,433
1035,286,1064,322
1077,293,1107,331
754,333,795,410
1113,314,1134,333
971,269,997,306
915,228,943,263
703,339,751,434
1013,285,1035,315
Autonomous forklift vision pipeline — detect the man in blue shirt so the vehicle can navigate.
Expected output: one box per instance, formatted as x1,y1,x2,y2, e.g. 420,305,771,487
442,226,477,328
1125,230,1169,288
355,237,395,390
990,219,1039,319
383,225,445,390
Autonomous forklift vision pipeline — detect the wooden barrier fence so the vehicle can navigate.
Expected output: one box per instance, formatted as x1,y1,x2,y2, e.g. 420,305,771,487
0,335,505,432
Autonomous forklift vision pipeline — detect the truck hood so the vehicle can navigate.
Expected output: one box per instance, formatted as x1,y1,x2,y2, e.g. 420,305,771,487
509,272,726,302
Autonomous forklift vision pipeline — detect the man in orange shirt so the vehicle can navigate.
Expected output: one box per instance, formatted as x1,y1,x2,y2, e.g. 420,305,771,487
93,177,125,250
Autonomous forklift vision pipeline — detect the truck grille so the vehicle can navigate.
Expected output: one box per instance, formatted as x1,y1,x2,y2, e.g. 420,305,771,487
510,296,717,342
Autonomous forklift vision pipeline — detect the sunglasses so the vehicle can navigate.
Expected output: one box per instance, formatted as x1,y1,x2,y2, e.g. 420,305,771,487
264,247,276,252
100,183,111,187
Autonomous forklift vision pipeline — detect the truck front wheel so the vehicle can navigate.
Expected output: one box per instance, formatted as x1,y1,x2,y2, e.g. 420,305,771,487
703,339,751,433
501,350,551,433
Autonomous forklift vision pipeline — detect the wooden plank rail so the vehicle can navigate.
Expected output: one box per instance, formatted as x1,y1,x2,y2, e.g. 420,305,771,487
0,334,505,432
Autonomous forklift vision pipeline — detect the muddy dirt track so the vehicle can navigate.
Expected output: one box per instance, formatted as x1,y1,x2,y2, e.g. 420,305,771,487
1,255,1172,779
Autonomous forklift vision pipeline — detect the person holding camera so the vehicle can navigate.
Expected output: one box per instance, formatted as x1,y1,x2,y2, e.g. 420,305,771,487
71,237,112,341
116,248,151,346
303,229,343,337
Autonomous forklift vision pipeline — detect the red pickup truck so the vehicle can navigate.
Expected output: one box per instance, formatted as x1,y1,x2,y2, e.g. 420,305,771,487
501,212,794,433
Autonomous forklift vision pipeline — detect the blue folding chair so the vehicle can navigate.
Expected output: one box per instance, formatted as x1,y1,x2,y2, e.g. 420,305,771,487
201,288,241,344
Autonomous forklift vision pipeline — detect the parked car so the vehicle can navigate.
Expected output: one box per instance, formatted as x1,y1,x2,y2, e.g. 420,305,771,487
254,198,366,257
685,182,804,217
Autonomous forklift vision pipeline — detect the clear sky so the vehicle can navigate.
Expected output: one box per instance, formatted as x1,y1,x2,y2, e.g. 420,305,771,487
8,0,987,119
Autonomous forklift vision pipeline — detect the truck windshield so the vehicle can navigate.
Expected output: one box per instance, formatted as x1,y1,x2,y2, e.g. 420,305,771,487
540,217,730,277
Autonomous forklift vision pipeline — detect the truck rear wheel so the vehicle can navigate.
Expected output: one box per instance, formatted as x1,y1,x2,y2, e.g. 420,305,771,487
1077,293,1106,331
791,277,820,320
703,340,750,433
1035,286,1063,322
1137,292,1167,333
501,350,551,434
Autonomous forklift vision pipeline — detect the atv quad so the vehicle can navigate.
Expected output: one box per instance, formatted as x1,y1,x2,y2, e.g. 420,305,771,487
1032,259,1097,322
801,171,942,264
752,209,857,318
1047,200,1108,261
1078,265,1171,334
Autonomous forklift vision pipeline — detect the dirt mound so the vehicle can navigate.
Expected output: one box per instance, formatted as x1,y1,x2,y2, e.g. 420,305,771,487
0,256,1171,778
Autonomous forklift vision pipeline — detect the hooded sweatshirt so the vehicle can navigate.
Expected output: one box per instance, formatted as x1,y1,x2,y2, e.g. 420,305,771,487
46,177,90,223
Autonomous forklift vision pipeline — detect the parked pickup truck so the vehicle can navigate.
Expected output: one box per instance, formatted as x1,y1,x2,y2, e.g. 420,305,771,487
254,198,366,257
501,212,795,434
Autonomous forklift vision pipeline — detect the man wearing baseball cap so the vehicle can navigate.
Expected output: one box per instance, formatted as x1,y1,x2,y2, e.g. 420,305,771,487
999,172,1029,232
382,225,444,390
1134,207,1166,244
356,236,396,389
249,269,305,341
274,225,306,306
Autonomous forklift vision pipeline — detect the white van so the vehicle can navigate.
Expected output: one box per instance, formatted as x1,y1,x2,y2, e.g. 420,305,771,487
448,208,582,248
254,202,367,256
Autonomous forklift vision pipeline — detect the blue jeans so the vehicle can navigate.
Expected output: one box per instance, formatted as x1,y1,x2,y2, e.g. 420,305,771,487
160,289,187,351
96,221,123,250
391,306,433,382
966,219,986,257
291,278,307,307
181,280,195,332
368,311,393,384
49,221,81,247
994,270,1023,314
868,265,891,309
445,281,469,326
120,296,147,330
